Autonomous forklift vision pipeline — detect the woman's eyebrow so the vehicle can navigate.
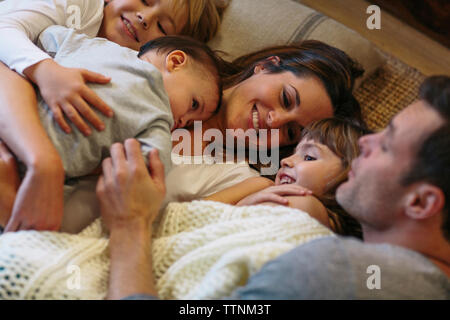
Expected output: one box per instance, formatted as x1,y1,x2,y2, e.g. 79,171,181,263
289,85,300,106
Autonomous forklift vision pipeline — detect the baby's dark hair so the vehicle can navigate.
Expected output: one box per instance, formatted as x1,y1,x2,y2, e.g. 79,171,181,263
138,36,224,111
301,117,372,238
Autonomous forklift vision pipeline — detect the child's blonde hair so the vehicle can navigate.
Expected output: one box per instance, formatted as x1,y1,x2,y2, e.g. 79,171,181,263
176,0,229,43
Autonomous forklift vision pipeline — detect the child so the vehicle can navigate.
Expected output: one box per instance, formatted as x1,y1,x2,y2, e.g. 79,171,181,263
0,0,225,132
206,117,372,238
1,25,223,232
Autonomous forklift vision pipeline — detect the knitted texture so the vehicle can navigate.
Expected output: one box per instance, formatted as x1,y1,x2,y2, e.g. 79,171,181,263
0,201,332,300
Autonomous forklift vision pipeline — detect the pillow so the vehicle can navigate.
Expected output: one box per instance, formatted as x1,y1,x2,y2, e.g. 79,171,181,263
208,0,385,87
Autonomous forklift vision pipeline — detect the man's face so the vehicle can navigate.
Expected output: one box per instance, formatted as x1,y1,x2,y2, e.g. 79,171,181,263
336,101,444,231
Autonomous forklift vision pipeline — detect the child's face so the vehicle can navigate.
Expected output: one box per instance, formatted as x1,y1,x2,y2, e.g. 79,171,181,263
164,64,220,130
101,0,188,51
275,138,343,196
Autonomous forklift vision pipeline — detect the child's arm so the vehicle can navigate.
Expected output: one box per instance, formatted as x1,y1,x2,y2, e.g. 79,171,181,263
204,177,275,205
0,62,65,231
0,0,113,135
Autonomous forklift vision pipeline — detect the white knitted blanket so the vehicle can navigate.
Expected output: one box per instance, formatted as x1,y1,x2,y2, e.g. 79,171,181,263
0,201,333,300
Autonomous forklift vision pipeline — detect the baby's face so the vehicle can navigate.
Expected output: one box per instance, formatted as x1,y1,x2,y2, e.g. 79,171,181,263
275,138,343,196
101,0,188,51
163,66,220,130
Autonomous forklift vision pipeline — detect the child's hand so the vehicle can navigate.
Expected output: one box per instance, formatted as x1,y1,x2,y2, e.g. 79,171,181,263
5,154,65,232
0,142,20,227
24,59,113,136
236,184,313,206
96,140,166,231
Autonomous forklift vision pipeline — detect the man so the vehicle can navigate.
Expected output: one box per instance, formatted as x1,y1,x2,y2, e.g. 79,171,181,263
97,76,450,299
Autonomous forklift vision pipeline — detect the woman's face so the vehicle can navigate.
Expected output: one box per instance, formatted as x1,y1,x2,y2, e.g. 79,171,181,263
275,139,343,196
222,69,333,148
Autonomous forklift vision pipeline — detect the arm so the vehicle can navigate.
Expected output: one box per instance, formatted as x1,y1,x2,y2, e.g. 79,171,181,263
0,62,65,231
96,139,166,300
0,1,112,134
282,196,331,228
204,176,274,205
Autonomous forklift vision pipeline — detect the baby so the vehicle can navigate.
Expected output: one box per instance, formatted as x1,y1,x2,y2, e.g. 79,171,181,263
1,25,222,231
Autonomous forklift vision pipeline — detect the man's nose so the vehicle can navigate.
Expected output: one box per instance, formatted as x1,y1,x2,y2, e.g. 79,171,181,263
358,132,379,156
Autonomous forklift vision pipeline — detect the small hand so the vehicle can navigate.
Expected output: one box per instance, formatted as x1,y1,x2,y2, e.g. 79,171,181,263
96,139,166,231
236,184,313,206
24,59,113,136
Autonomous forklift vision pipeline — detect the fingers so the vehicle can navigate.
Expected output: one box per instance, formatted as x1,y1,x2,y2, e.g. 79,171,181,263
60,101,92,136
81,69,111,84
49,102,72,134
256,193,288,205
124,139,145,170
80,78,113,118
110,143,127,177
70,95,106,131
148,149,165,185
269,185,313,196
102,157,114,185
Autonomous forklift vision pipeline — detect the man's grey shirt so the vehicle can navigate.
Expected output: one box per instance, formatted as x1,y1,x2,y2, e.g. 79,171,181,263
37,25,173,177
127,236,450,300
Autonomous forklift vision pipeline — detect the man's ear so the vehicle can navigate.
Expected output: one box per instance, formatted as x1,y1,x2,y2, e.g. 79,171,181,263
404,184,445,220
254,56,281,74
166,50,187,72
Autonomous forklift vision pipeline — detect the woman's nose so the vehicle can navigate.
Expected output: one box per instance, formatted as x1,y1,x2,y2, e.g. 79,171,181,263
267,110,289,129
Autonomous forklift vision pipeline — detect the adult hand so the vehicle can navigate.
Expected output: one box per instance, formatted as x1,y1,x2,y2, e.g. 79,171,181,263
24,59,113,136
96,139,166,231
5,153,65,232
236,184,313,206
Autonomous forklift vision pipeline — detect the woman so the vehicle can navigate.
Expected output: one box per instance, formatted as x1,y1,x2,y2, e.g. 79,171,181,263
0,40,364,232
165,40,364,207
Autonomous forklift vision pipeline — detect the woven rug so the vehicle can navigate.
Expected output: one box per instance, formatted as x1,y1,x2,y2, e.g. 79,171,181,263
355,51,426,131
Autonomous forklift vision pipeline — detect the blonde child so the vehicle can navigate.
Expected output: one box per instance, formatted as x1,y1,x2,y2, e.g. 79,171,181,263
0,0,225,133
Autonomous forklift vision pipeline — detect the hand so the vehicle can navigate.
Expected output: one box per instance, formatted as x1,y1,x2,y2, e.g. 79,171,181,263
0,141,20,227
96,139,166,231
236,184,313,206
24,59,113,136
5,155,65,232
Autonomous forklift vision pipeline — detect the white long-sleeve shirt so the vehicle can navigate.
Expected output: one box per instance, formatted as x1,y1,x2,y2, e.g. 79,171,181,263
0,0,103,75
